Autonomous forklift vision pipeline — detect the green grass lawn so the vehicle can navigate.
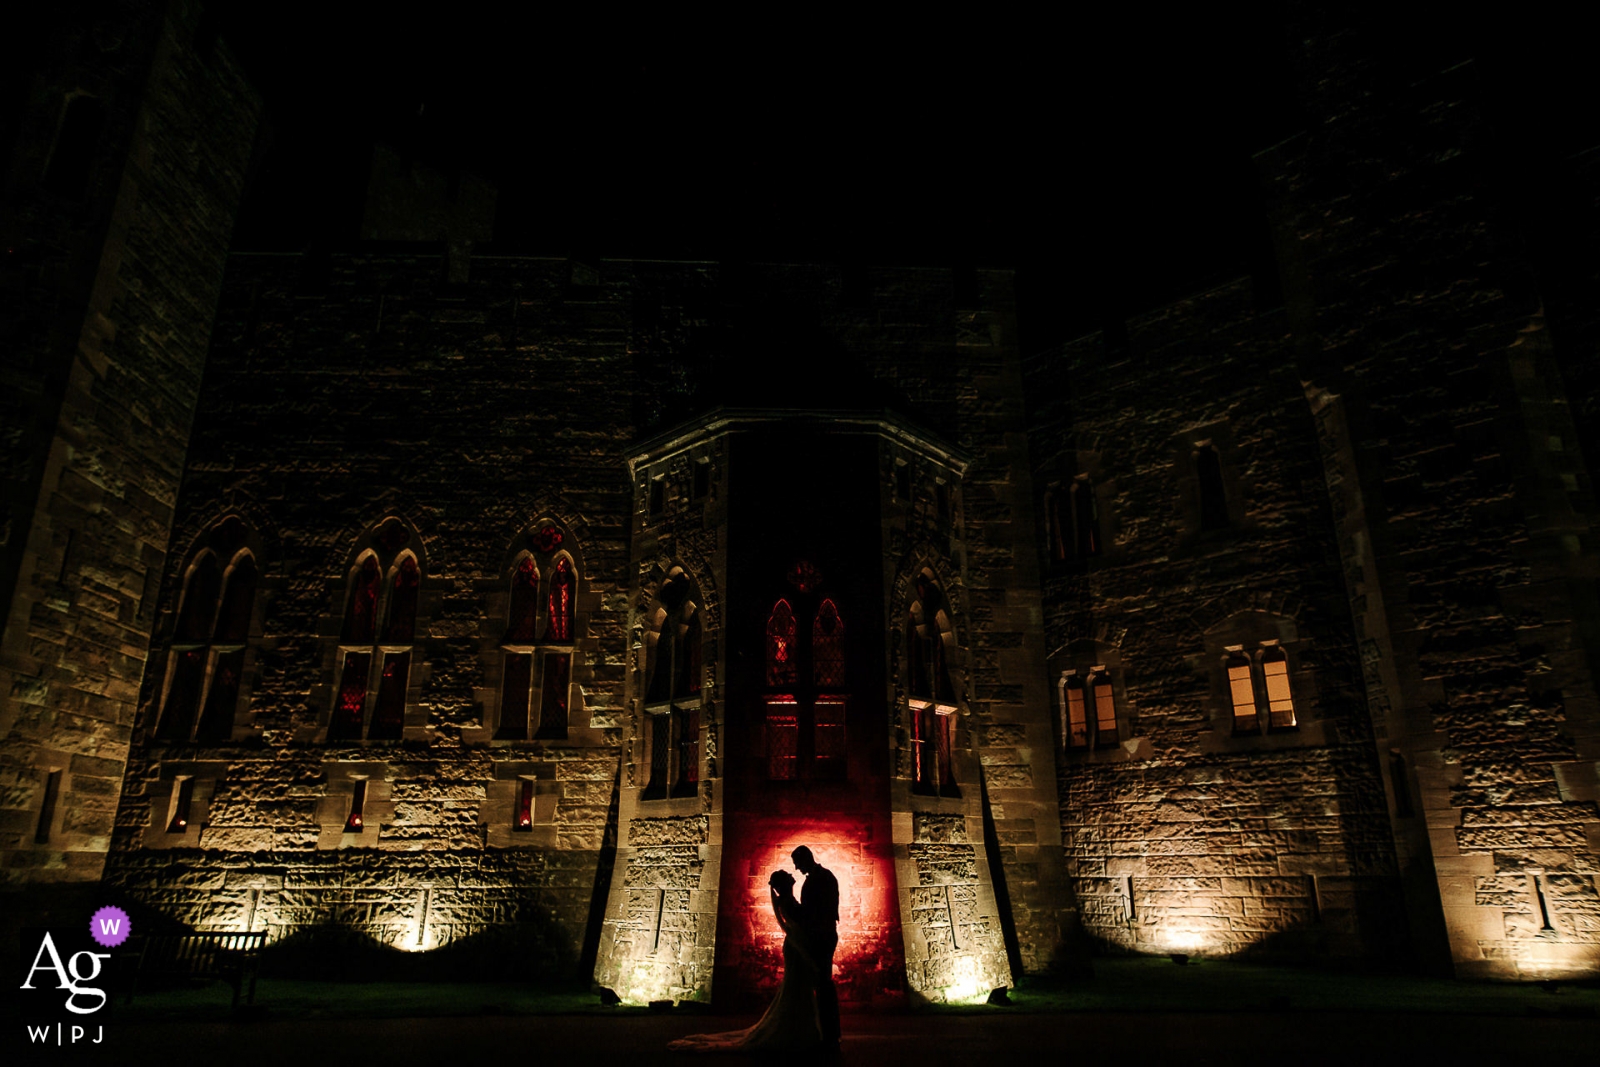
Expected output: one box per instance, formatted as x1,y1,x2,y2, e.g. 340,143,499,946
111,957,1599,1025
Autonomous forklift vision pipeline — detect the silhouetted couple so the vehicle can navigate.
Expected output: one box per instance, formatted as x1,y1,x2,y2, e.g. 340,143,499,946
669,846,840,1055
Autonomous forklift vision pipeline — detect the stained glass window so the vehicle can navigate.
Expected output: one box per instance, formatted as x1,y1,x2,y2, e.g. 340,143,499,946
813,599,845,687
547,557,574,642
330,651,371,740
506,557,539,644
767,600,797,686
815,699,847,778
766,698,799,780
343,555,381,645
369,651,410,739
382,556,420,645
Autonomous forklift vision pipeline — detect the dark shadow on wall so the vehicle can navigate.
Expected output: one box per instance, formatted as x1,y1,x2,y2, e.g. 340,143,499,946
578,762,622,985
979,769,1025,980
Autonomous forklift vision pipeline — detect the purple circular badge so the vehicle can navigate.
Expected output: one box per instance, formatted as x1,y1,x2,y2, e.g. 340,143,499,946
90,906,131,948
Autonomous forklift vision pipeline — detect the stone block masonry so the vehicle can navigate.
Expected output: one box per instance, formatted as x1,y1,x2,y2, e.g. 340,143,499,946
0,0,263,901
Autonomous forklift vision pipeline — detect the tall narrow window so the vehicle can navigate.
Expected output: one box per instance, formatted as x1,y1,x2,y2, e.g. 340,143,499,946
766,696,799,781
812,598,847,779
1196,444,1229,531
643,570,702,798
166,777,196,833
762,591,849,783
813,600,845,687
909,573,959,796
693,458,711,499
894,462,911,502
196,553,257,740
332,542,422,742
1071,478,1101,558
767,600,797,686
369,555,419,739
1227,649,1258,732
158,552,221,740
498,557,539,739
536,652,571,738
345,780,367,833
1261,645,1296,728
648,476,666,516
547,556,575,642
514,778,535,832
332,554,382,740
35,770,62,844
1090,667,1117,744
1060,673,1089,749
1045,488,1067,562
159,541,259,742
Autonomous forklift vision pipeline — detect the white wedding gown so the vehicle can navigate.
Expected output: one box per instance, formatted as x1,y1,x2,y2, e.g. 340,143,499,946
669,892,823,1053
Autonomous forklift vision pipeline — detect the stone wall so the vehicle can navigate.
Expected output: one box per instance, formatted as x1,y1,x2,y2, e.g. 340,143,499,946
1260,56,1600,977
0,0,261,902
1025,279,1404,959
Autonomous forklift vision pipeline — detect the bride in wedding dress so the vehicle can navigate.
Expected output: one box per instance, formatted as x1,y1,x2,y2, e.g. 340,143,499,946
668,870,823,1053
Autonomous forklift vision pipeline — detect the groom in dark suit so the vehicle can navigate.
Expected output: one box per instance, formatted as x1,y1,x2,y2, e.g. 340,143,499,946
792,846,840,1051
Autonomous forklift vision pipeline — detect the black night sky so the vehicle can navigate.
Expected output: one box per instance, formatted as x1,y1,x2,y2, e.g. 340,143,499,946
217,3,1594,351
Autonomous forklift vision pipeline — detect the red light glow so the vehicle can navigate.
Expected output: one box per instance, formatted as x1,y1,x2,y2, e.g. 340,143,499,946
715,815,903,1009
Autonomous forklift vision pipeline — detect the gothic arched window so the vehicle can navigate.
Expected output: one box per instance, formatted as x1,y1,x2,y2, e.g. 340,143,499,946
1261,644,1296,728
157,540,259,742
498,529,584,742
330,535,423,742
761,590,848,783
767,599,797,687
1045,487,1068,562
547,556,575,642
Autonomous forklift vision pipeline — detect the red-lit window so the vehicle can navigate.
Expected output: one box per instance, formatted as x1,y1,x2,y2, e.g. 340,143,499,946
766,697,799,781
548,556,575,642
506,557,539,644
767,600,797,686
514,778,535,832
166,777,195,834
813,599,845,687
158,541,259,742
345,779,367,833
761,593,850,782
332,547,421,741
501,548,582,741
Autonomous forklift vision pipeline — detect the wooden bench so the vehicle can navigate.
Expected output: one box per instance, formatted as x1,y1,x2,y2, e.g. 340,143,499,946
125,931,267,1007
